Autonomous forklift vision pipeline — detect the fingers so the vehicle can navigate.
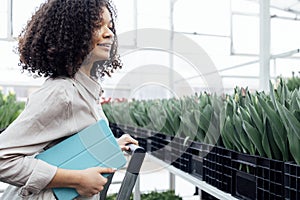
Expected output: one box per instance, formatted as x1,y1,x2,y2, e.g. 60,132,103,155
85,185,104,197
120,145,129,151
117,134,139,152
96,167,116,174
130,138,139,145
126,134,139,145
76,167,115,197
122,134,139,145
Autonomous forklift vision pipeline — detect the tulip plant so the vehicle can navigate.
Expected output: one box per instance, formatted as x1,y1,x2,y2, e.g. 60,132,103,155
103,80,300,164
0,90,25,130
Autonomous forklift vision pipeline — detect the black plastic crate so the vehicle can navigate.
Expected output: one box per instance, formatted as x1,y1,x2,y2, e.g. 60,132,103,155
202,145,229,191
130,135,148,152
216,147,232,194
134,127,151,137
284,162,300,200
256,157,284,200
110,123,138,138
231,152,257,200
201,190,219,200
123,124,136,133
188,141,204,178
119,125,150,151
211,147,223,190
134,127,152,151
203,145,221,189
170,137,192,173
110,124,150,151
202,144,213,184
150,133,171,161
109,123,124,138
161,135,173,163
170,136,191,153
180,151,192,173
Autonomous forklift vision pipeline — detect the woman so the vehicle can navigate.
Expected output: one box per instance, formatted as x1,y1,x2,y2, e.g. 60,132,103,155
0,0,138,199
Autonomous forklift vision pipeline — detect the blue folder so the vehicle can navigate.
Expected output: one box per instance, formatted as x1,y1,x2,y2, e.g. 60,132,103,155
35,120,126,200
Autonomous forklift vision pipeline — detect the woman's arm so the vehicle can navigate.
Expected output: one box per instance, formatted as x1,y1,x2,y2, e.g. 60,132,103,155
0,80,87,196
46,167,115,197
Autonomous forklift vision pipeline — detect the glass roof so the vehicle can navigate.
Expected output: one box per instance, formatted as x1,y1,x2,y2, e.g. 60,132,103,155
249,0,300,14
1,0,300,98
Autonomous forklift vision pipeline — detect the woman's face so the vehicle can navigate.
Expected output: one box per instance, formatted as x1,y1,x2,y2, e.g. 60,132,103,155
91,7,114,61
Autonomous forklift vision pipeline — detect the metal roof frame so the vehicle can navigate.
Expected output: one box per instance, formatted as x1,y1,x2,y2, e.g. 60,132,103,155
2,0,300,92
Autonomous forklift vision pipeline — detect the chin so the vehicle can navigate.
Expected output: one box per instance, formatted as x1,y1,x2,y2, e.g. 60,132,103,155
94,53,110,61
90,47,111,61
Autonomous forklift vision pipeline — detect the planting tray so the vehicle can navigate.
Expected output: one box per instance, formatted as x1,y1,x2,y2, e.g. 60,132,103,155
284,162,300,200
257,157,284,200
203,145,232,193
231,152,257,200
170,136,192,173
150,132,171,161
111,124,292,200
187,141,205,178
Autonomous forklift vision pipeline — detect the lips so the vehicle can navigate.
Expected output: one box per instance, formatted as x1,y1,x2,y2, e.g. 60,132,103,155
97,43,112,47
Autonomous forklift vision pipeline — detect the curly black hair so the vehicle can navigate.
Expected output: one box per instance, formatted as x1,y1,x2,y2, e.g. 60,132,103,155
18,0,122,79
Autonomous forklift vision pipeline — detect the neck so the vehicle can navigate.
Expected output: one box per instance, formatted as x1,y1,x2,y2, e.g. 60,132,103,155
79,65,92,77
80,57,94,77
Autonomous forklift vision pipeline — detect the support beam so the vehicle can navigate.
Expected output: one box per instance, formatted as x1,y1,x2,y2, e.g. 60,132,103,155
133,175,141,200
169,172,175,191
7,0,13,38
259,0,271,92
133,0,137,47
169,0,176,92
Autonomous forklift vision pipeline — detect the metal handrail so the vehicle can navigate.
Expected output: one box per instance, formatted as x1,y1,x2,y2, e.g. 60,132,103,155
99,144,146,200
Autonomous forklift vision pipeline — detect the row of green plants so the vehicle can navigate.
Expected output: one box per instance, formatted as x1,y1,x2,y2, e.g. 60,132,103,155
103,93,222,145
284,71,300,91
106,190,182,200
0,90,25,131
103,80,300,164
221,80,300,163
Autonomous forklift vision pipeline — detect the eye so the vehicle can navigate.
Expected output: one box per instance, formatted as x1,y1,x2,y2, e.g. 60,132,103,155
108,23,114,31
95,21,102,29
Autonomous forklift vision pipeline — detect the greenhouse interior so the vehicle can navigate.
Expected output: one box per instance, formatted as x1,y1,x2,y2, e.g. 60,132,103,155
1,0,300,199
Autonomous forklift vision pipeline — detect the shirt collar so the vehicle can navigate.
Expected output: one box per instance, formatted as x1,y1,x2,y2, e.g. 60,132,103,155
74,70,102,100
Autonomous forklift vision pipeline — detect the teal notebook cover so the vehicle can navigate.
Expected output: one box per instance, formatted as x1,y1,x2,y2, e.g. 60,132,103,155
35,120,126,200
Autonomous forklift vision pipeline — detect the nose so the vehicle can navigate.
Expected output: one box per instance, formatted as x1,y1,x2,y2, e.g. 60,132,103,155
103,27,114,39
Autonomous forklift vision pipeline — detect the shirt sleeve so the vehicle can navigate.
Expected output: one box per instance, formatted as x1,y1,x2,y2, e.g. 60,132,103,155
0,79,74,196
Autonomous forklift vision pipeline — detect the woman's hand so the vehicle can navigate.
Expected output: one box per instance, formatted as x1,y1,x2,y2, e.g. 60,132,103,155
47,167,115,198
117,134,139,151
74,167,115,197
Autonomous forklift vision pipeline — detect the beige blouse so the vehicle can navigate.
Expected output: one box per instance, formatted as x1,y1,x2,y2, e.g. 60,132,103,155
0,70,108,200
